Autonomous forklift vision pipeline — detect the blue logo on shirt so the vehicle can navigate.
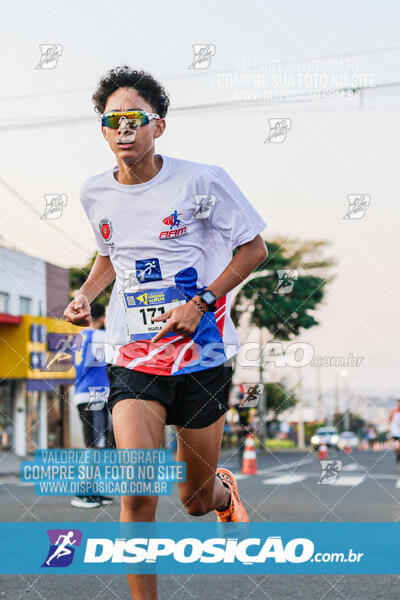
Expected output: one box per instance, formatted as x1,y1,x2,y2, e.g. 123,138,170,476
163,210,182,230
136,258,162,283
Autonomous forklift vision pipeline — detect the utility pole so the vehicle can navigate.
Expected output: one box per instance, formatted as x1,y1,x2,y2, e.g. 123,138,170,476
230,269,272,453
297,368,305,449
341,370,350,431
258,327,266,451
316,365,323,422
332,370,339,426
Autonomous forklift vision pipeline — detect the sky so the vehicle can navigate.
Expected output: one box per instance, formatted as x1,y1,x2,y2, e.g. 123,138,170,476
1,0,400,399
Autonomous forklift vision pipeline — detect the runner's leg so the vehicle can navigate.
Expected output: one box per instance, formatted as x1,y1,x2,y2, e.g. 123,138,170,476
176,414,230,515
78,403,95,448
238,430,246,468
394,439,400,466
104,405,116,449
92,407,106,448
112,398,167,600
74,403,99,505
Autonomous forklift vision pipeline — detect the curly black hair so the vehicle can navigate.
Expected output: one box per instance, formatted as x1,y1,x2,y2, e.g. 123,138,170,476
92,66,170,118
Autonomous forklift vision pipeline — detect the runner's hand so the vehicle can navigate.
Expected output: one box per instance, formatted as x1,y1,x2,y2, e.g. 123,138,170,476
151,300,204,343
64,294,92,326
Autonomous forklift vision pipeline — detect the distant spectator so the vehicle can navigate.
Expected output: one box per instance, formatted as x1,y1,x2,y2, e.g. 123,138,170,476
71,303,114,509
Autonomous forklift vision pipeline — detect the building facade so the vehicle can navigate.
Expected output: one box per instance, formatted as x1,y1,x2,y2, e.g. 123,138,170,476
0,247,81,456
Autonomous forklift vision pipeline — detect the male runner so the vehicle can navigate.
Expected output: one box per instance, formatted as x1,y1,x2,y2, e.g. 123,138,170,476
64,66,267,599
71,303,114,508
389,399,400,470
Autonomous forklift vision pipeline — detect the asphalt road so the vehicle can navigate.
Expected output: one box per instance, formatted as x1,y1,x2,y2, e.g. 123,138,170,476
0,448,399,599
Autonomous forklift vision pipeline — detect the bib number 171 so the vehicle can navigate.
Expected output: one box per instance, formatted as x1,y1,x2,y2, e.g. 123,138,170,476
139,306,166,326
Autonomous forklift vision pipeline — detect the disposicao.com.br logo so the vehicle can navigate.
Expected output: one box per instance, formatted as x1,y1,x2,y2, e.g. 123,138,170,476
1,521,393,575
83,535,363,566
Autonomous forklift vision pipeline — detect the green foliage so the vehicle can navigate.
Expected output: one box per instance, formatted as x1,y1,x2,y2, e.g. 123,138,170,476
69,252,113,307
333,412,366,434
264,438,295,449
304,422,326,440
264,381,298,417
232,238,335,340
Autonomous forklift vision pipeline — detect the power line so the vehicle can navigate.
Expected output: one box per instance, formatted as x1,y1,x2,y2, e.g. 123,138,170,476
0,81,399,130
0,47,398,103
0,86,92,103
0,213,83,264
263,46,400,60
0,177,89,254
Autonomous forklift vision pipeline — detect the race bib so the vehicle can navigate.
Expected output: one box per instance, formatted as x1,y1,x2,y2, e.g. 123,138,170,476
121,285,186,341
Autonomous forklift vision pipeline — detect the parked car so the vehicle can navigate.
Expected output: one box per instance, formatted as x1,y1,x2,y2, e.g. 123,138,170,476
337,431,359,450
311,427,339,450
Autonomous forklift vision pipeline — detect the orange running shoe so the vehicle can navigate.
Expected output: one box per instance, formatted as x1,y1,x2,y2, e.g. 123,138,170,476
215,468,249,522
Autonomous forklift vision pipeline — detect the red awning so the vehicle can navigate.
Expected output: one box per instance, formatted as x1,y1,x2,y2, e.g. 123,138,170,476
0,313,22,325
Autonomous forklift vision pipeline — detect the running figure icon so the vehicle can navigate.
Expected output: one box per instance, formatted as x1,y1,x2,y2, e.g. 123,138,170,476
161,210,183,231
169,210,181,229
45,531,77,566
139,260,157,280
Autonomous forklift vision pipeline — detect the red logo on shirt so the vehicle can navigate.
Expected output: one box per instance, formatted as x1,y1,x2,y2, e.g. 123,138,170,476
99,218,113,243
159,210,187,240
159,227,187,240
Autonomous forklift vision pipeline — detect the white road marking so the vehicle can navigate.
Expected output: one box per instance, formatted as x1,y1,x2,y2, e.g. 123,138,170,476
270,471,400,480
262,474,307,486
258,457,314,476
0,480,33,486
342,463,360,471
231,473,249,481
335,475,365,486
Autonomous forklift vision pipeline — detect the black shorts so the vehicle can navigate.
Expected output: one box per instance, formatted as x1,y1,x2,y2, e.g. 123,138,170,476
105,362,233,429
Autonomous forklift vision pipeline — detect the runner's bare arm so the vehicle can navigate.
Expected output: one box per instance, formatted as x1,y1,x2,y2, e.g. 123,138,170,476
200,234,267,301
151,235,267,342
64,254,116,326
78,255,116,302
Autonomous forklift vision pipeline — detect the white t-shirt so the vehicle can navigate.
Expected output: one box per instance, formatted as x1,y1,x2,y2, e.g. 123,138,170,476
390,410,400,437
80,154,267,376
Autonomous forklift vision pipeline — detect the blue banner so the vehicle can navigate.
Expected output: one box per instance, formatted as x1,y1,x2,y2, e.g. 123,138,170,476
0,522,398,574
20,449,186,496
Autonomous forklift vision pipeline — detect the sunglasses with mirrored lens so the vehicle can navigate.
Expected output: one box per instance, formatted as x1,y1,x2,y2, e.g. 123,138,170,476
101,110,160,129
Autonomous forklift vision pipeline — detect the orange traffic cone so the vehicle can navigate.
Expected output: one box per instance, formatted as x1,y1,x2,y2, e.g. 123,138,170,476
241,434,258,475
344,443,352,454
318,442,328,460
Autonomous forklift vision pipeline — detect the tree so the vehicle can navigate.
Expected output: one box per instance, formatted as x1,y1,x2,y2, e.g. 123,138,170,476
69,253,113,307
333,412,365,435
232,238,335,448
264,381,298,418
231,238,335,339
